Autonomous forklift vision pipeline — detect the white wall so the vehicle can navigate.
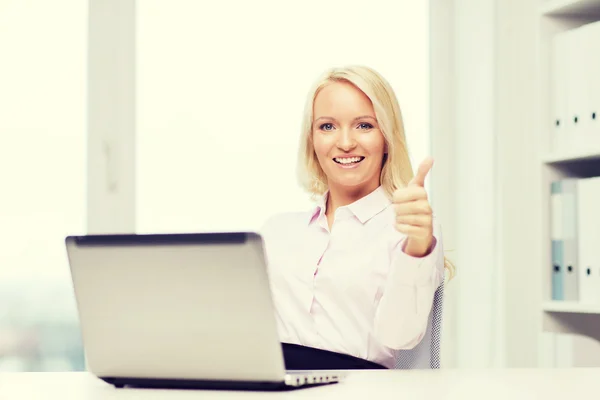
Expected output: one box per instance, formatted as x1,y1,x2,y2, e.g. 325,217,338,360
430,0,541,368
495,0,540,368
431,0,501,369
452,0,502,368
135,0,431,233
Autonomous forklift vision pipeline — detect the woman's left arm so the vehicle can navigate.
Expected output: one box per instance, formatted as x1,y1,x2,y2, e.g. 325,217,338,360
372,219,444,350
373,157,444,350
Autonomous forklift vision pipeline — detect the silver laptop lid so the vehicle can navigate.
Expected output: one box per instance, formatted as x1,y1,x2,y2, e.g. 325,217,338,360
65,232,286,382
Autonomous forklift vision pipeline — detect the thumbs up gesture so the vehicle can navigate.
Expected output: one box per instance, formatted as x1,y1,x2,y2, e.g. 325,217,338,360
393,157,435,257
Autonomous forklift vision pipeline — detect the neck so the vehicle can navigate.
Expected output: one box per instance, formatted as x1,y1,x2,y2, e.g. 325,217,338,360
325,182,380,216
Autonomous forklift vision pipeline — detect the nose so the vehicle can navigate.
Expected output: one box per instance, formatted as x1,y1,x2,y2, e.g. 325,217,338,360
336,128,357,151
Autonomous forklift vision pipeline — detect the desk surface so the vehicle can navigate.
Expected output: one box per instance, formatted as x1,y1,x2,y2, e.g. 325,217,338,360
1,368,598,399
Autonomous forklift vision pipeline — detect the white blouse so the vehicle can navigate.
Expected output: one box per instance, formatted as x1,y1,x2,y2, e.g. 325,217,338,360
259,186,444,368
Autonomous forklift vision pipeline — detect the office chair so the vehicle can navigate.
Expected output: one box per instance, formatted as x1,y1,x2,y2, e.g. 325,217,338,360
393,280,444,369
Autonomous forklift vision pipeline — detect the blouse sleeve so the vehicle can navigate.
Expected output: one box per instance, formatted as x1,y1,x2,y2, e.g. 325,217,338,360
372,217,445,350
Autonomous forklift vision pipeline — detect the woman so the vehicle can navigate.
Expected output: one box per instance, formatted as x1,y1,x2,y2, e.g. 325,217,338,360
260,65,454,370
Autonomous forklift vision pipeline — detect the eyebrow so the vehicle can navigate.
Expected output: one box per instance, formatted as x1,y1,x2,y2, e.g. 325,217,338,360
314,115,377,123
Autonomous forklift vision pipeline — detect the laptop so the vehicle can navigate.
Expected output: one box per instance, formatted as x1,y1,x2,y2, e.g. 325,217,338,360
65,231,342,391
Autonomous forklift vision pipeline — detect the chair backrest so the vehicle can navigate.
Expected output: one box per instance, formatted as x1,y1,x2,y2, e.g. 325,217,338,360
393,280,445,369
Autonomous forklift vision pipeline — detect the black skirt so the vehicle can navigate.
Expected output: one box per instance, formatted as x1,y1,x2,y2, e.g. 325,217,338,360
281,342,388,370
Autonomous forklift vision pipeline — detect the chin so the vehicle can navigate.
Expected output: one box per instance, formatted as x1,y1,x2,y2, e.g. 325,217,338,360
337,179,367,188
331,177,373,190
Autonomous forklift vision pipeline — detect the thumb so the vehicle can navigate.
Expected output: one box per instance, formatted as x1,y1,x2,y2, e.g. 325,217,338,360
409,157,434,187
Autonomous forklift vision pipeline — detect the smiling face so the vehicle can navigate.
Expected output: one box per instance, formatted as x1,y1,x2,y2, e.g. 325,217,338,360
311,81,386,198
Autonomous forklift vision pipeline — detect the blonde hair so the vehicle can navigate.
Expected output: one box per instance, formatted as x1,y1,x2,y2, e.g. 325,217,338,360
296,65,455,280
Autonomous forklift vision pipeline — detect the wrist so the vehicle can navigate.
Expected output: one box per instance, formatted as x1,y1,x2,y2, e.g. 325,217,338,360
403,236,433,258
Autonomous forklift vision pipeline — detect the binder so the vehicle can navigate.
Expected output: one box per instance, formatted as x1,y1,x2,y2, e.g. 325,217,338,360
551,32,569,154
588,22,600,148
554,22,600,153
551,181,564,300
577,177,600,304
561,179,578,301
565,27,589,153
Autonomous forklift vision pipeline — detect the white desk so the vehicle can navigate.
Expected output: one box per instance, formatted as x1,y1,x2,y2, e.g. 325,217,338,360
0,368,598,399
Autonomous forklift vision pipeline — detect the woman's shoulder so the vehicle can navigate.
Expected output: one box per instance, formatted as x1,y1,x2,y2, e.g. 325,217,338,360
259,211,312,237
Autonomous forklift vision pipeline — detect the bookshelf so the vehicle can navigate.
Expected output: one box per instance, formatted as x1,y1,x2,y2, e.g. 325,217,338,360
540,0,600,16
543,301,600,314
538,0,600,366
542,151,600,164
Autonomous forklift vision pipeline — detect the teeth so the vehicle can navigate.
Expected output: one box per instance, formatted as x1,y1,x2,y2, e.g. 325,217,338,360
335,157,362,164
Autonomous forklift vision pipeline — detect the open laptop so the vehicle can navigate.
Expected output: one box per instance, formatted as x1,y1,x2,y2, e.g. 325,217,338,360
65,232,342,390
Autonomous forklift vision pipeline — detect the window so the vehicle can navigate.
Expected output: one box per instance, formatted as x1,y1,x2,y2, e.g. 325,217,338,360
136,0,430,233
0,1,86,371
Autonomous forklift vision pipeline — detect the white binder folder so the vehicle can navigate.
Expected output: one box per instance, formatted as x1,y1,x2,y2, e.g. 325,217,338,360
551,181,564,301
551,31,569,154
561,179,579,301
577,177,600,304
565,27,589,153
588,22,600,148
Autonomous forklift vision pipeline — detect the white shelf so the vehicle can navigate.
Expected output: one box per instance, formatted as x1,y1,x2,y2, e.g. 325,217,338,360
543,301,600,314
540,0,600,16
537,0,600,366
542,150,600,164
